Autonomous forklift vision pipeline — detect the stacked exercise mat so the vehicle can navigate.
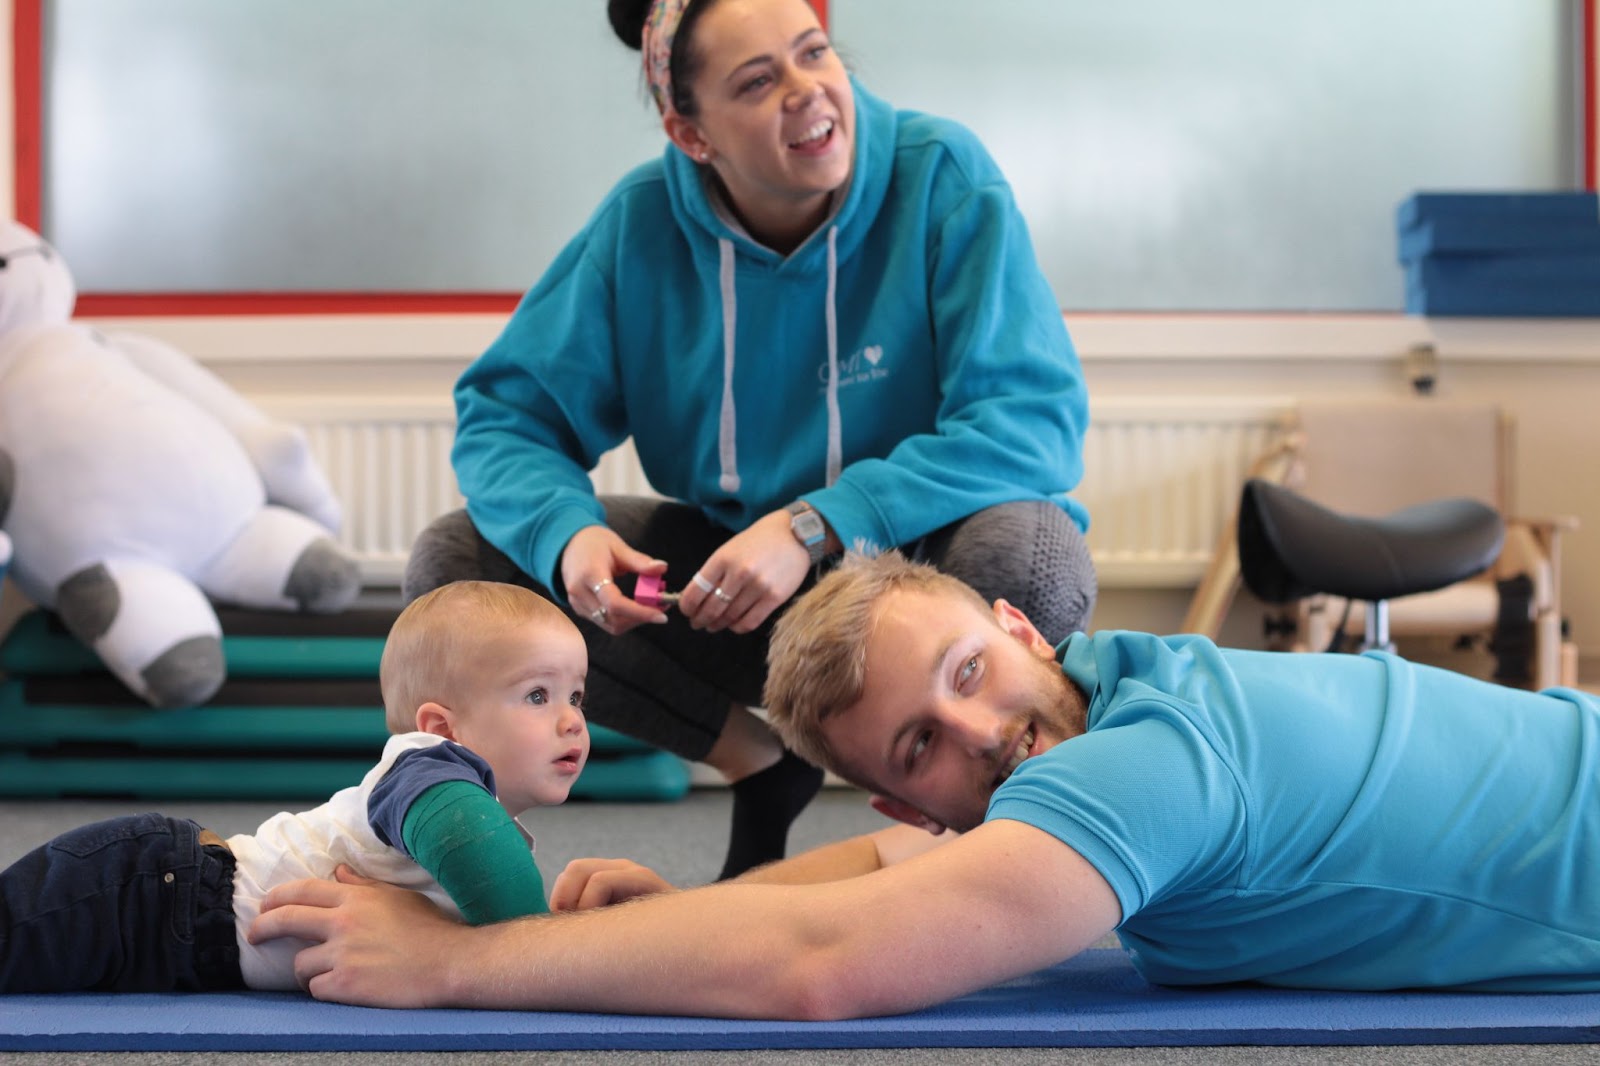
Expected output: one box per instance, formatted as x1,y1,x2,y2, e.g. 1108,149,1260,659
1397,191,1600,317
0,606,689,802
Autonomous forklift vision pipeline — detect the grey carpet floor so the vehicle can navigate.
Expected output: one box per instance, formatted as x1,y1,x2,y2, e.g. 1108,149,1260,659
2,789,1595,1066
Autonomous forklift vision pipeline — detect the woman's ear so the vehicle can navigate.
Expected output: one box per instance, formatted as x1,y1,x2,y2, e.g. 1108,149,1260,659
663,114,714,164
415,701,458,740
992,598,1057,660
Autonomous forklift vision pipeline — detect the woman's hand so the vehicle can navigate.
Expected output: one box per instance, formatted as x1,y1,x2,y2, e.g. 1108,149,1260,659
679,509,811,634
549,858,677,911
560,525,669,635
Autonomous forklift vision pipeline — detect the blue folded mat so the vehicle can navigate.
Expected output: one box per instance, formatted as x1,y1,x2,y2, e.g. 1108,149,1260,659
1396,192,1599,233
4,950,1598,1051
1396,191,1600,317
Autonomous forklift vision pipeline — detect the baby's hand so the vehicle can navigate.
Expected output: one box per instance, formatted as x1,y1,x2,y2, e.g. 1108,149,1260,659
549,857,676,911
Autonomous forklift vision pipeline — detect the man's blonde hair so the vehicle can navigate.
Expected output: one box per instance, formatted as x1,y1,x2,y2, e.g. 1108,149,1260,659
379,581,573,734
764,552,991,775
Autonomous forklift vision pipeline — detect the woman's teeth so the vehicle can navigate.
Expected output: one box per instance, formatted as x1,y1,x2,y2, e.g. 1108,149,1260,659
790,119,834,148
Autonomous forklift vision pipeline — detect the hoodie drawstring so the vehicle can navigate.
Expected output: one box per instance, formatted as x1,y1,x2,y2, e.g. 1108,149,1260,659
717,239,740,494
714,225,843,499
823,226,842,487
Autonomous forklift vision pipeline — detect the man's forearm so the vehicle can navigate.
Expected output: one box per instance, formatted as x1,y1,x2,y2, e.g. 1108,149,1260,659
443,880,851,1017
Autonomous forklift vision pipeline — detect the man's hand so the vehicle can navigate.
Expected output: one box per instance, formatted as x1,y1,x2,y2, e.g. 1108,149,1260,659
249,865,470,1007
550,857,676,911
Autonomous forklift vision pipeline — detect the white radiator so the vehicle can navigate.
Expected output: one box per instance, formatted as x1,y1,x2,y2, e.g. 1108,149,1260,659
260,395,1293,588
1081,397,1295,586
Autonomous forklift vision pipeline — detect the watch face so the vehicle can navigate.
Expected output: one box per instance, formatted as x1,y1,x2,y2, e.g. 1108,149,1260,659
793,510,826,544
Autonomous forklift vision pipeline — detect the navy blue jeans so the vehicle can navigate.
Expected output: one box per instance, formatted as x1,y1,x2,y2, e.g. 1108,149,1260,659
0,812,243,992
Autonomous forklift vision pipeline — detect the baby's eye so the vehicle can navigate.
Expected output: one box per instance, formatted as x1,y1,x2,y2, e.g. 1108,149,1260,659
569,690,585,708
526,688,548,705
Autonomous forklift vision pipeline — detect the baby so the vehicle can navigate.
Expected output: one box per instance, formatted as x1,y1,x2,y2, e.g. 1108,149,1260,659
0,579,589,992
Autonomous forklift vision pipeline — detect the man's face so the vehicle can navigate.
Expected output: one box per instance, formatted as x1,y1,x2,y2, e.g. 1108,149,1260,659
819,587,1086,833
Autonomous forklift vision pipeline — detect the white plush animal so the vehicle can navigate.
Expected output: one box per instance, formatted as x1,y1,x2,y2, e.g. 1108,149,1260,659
0,221,360,707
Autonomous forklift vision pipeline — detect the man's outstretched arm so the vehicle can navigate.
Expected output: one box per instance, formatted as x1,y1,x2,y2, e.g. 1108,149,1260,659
250,818,1120,1020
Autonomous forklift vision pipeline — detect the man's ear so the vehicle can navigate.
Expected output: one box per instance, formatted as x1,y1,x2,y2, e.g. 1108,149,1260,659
869,794,948,836
663,113,713,164
993,598,1058,660
415,701,458,740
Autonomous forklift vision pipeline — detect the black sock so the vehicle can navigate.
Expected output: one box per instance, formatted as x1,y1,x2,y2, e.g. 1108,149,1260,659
718,750,825,880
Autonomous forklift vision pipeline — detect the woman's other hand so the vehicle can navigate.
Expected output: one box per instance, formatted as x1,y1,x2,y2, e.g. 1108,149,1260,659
679,510,811,634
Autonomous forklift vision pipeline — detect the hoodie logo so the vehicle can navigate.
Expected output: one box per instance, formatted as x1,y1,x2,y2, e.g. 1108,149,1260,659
822,343,890,390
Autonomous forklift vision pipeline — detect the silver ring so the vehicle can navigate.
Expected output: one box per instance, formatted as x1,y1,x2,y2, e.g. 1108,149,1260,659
589,607,607,623
590,578,614,596
713,587,734,603
691,573,716,594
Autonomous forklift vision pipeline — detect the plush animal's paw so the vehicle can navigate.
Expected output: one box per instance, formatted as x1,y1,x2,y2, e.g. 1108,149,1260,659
285,537,361,613
143,634,226,709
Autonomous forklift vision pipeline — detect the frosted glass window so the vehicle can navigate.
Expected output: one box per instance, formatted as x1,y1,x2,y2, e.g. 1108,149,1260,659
44,1,1574,309
44,1,668,292
832,0,1573,311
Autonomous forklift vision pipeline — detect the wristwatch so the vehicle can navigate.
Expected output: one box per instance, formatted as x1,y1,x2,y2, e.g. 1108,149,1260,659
785,501,829,565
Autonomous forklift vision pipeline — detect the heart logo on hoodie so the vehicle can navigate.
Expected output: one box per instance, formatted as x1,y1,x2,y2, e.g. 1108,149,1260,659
863,345,883,366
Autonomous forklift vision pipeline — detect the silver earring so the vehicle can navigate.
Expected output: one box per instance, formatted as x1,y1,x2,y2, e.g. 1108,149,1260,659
699,151,711,162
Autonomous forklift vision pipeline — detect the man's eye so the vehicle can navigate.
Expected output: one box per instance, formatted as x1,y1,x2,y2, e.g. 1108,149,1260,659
958,656,979,686
908,730,931,769
526,688,548,705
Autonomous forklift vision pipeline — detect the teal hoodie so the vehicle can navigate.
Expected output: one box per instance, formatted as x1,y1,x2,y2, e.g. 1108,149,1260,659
454,80,1089,598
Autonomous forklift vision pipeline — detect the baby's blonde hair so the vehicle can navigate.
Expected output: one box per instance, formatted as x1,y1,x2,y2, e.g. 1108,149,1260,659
380,581,574,734
763,552,990,775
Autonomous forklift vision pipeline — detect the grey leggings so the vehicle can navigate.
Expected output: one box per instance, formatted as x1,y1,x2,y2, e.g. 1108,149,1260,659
404,499,1096,762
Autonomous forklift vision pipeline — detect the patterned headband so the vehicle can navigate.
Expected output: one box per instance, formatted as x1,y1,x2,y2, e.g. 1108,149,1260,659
641,0,692,117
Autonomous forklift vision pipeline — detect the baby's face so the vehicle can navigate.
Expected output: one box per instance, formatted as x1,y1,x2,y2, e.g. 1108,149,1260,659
451,618,590,815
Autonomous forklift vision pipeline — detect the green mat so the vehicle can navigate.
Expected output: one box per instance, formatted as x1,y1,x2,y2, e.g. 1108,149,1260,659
0,680,655,755
0,609,690,802
0,610,386,678
0,747,690,802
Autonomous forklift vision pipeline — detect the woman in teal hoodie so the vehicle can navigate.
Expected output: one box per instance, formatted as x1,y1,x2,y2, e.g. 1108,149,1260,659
406,0,1095,879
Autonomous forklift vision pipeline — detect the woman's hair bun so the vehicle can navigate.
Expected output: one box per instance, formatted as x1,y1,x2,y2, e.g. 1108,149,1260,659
607,0,655,51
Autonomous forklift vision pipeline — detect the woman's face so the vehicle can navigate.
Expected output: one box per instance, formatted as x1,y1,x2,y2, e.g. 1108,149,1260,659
672,0,854,245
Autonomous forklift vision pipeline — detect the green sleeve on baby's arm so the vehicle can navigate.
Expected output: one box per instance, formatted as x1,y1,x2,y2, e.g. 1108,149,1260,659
401,779,548,923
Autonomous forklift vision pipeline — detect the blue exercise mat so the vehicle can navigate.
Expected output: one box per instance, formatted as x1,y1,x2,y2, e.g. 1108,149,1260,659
3,950,1598,1051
